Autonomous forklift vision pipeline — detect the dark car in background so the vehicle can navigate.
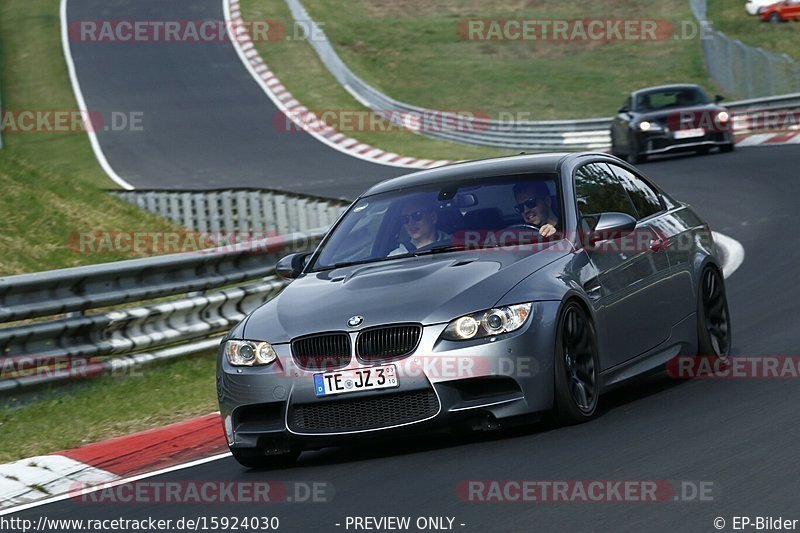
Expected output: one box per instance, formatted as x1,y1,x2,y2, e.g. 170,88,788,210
610,84,735,163
760,0,800,22
217,152,731,468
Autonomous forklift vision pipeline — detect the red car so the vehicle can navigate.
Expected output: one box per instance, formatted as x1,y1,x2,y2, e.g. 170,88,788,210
760,0,800,22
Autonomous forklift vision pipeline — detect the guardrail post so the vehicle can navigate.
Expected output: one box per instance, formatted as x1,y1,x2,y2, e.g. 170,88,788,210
248,191,264,233
236,190,249,234
221,190,234,234
194,193,208,233
275,194,290,236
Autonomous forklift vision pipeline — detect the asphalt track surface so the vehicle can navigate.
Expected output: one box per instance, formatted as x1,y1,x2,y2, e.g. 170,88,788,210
20,0,800,531
66,0,406,197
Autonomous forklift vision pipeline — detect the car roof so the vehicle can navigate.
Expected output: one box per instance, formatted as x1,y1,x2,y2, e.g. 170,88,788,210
631,84,704,97
361,153,573,196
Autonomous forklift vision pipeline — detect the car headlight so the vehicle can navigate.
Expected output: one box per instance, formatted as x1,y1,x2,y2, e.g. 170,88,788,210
442,303,532,341
638,121,652,132
717,111,730,123
224,339,278,366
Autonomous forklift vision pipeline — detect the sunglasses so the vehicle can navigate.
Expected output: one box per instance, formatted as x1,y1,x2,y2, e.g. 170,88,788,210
513,197,542,213
401,210,429,224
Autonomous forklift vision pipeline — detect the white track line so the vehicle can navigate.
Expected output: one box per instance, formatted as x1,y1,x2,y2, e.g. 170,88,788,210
713,231,745,279
60,0,134,190
0,452,233,516
222,0,426,169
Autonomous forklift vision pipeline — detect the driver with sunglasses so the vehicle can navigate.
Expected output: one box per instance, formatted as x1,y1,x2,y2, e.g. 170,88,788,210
512,182,558,238
389,198,451,256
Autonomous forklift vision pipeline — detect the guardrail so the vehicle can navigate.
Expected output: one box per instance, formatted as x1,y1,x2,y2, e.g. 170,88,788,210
284,0,800,150
111,188,349,235
0,228,327,394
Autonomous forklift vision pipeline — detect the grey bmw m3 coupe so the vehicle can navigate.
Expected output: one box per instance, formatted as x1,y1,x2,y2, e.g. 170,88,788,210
217,152,731,468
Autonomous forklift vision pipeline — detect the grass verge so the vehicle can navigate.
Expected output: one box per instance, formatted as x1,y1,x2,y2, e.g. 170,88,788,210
0,0,181,275
245,0,714,141
0,354,219,463
707,0,800,61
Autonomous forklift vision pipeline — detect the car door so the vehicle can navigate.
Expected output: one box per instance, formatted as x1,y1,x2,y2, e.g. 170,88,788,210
787,0,800,18
607,163,693,337
574,162,671,369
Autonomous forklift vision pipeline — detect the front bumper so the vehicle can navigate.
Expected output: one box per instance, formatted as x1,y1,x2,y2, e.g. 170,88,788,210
637,129,734,156
217,302,559,452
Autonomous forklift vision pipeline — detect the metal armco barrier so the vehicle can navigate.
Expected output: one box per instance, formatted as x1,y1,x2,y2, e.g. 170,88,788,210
0,229,325,323
0,229,327,394
112,188,349,234
285,0,800,150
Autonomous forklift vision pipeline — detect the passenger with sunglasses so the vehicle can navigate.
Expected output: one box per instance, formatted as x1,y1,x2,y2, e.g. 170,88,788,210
389,199,451,256
512,182,558,238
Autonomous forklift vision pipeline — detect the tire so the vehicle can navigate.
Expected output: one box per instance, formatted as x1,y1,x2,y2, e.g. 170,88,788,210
553,301,600,424
719,142,735,153
769,12,781,23
696,146,711,156
697,267,732,359
626,136,647,164
231,447,300,469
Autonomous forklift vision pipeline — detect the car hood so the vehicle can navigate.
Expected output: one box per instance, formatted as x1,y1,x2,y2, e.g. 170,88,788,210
639,104,728,130
243,244,569,343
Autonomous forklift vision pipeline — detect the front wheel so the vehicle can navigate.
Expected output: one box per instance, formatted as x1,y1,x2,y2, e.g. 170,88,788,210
553,302,600,424
697,267,731,359
231,447,300,469
769,12,781,23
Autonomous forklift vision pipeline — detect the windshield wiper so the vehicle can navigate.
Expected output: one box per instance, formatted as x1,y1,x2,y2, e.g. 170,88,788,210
410,245,466,257
312,245,466,272
312,256,398,272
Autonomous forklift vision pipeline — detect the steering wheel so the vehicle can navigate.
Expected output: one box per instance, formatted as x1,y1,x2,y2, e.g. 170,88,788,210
505,223,541,231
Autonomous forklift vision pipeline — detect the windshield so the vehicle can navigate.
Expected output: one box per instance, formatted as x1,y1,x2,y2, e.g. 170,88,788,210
635,87,710,111
310,173,561,271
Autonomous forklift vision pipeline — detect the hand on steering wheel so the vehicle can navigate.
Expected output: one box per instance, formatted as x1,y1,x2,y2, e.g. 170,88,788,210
506,223,557,237
506,223,541,231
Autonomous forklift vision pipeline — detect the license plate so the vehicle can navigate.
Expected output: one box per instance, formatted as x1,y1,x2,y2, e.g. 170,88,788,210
314,365,399,396
673,128,705,139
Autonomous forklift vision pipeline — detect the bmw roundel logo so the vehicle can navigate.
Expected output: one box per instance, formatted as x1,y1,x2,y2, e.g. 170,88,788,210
347,315,364,327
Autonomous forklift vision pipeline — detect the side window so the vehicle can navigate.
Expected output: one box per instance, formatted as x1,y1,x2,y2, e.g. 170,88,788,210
574,163,638,230
608,164,663,220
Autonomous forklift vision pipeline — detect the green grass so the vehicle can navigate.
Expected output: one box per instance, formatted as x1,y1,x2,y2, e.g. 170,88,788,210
244,0,716,149
0,0,182,275
244,0,511,161
0,354,219,462
708,0,800,61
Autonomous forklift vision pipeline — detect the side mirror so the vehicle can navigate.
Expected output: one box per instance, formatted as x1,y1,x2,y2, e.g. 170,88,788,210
276,252,311,280
714,94,724,103
587,212,637,245
618,106,629,114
